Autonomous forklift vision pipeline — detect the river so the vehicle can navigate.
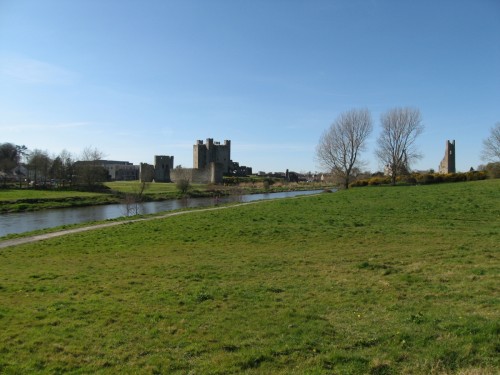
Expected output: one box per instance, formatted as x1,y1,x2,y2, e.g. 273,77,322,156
0,190,324,237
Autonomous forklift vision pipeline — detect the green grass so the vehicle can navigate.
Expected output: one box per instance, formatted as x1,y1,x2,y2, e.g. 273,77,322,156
0,189,117,213
105,181,200,194
0,180,498,374
0,189,104,201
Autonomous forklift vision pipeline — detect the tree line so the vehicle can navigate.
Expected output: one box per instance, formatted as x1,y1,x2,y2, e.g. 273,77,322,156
316,107,500,188
0,145,107,189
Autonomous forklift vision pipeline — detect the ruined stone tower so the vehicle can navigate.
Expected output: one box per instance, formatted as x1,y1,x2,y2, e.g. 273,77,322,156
439,140,456,174
193,138,231,174
154,155,174,182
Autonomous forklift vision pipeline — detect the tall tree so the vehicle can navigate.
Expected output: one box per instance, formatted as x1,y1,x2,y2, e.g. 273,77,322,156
49,150,74,187
27,149,52,187
316,108,373,189
482,122,500,162
0,143,19,186
0,143,19,173
376,107,424,185
49,156,64,181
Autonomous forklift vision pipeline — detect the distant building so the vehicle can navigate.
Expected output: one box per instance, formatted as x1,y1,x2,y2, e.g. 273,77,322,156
229,161,253,177
99,160,139,181
439,140,456,174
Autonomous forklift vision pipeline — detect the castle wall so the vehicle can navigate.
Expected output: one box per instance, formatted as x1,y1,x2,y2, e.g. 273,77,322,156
139,163,155,182
170,163,224,184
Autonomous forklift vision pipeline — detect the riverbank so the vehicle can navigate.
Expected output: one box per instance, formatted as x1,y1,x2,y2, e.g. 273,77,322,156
0,200,260,249
0,190,327,238
0,181,332,213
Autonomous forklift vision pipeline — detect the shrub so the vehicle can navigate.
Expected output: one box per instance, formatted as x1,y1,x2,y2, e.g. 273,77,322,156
349,179,369,188
433,174,443,183
442,173,466,183
415,173,434,184
484,162,500,179
402,175,417,184
368,177,389,186
223,177,239,185
176,178,191,195
466,171,488,181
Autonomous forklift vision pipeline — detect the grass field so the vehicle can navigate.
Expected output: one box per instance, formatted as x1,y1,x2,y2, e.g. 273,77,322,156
0,180,498,374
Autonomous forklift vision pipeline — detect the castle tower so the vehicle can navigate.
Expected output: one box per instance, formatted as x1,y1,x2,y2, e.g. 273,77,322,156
154,155,174,182
192,138,231,174
193,140,206,169
439,140,456,174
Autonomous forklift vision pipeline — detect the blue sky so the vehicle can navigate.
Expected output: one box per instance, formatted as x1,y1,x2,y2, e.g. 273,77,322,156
1,0,499,173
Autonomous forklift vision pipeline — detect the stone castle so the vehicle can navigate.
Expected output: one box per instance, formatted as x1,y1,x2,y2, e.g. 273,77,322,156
140,138,250,184
194,139,231,174
439,140,456,174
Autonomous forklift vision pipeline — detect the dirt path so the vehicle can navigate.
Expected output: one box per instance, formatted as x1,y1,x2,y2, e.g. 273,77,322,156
0,202,255,249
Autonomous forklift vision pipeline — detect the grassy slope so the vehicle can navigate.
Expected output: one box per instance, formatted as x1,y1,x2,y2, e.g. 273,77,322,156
0,190,104,201
0,180,498,374
0,189,116,213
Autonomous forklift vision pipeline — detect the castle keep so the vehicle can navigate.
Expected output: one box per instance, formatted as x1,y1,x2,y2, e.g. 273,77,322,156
194,139,231,174
439,140,456,174
140,138,249,184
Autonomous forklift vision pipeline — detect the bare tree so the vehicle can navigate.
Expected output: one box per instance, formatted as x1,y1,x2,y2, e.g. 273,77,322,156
316,108,373,189
376,107,424,185
74,147,107,189
482,122,500,162
123,179,151,216
174,165,191,195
